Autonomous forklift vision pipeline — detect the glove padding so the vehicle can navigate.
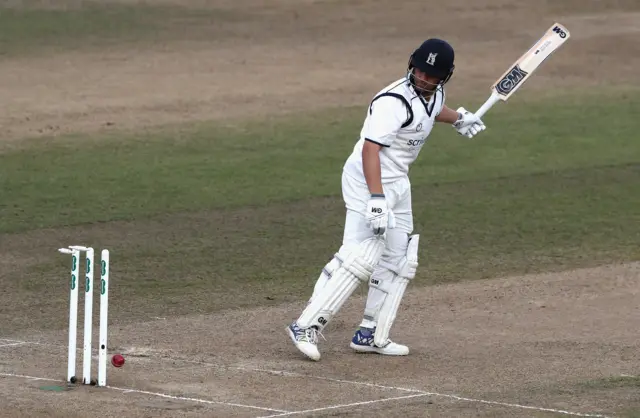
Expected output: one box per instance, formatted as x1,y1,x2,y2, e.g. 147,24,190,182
453,107,486,139
365,195,388,236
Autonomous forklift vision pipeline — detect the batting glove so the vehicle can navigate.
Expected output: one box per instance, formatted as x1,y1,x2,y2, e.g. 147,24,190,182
453,107,486,139
365,194,388,236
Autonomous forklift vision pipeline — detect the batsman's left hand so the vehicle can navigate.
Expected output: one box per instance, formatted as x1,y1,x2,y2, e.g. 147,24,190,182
453,107,486,139
365,194,389,236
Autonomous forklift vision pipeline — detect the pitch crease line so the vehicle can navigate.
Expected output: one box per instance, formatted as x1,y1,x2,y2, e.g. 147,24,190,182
0,340,613,418
0,373,289,414
257,393,429,417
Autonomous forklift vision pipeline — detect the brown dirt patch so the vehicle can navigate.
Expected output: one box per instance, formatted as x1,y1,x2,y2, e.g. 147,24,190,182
1,0,639,143
1,262,638,417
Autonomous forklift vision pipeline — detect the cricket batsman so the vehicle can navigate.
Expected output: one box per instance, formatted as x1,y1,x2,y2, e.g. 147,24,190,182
286,38,487,361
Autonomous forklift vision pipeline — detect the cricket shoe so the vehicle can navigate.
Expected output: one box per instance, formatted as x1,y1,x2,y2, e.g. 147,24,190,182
349,327,409,356
287,322,323,361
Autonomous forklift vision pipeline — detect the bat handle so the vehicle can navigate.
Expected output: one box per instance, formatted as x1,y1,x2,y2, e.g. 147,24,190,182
475,91,501,119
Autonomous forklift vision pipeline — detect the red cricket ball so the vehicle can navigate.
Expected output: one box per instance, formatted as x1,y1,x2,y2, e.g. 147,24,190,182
111,354,125,368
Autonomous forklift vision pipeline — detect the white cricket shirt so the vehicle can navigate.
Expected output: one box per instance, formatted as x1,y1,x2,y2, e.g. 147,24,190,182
343,77,446,184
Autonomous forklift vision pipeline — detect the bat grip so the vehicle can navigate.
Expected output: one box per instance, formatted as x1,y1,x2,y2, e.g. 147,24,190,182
475,92,501,119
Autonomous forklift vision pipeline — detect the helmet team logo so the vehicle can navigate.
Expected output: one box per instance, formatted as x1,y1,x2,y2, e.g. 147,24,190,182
426,52,438,66
495,64,529,96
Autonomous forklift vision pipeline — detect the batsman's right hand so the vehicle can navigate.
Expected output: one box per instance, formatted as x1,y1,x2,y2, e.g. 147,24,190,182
365,194,388,235
453,107,486,139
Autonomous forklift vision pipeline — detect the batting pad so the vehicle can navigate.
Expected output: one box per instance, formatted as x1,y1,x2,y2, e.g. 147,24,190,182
296,236,385,330
372,234,419,346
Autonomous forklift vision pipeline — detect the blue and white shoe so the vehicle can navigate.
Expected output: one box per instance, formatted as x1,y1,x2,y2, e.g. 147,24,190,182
286,322,322,361
350,327,409,356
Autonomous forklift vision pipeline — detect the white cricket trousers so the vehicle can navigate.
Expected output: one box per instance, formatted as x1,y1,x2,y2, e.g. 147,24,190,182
306,171,415,331
340,171,414,329
340,171,413,245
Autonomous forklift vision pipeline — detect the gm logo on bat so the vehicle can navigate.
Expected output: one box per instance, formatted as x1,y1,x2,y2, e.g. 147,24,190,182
495,64,529,96
552,25,567,38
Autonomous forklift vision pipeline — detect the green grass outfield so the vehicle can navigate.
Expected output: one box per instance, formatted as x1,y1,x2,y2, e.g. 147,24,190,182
3,89,640,233
1,88,639,324
0,2,248,56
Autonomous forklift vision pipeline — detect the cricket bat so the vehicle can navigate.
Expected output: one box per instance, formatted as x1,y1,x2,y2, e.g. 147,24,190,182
475,23,571,119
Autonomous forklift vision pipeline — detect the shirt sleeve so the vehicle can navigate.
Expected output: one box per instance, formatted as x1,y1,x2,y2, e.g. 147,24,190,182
361,96,408,147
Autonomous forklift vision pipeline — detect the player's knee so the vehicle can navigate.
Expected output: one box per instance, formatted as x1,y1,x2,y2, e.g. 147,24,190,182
341,238,385,282
343,253,375,283
376,247,406,276
377,234,419,279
